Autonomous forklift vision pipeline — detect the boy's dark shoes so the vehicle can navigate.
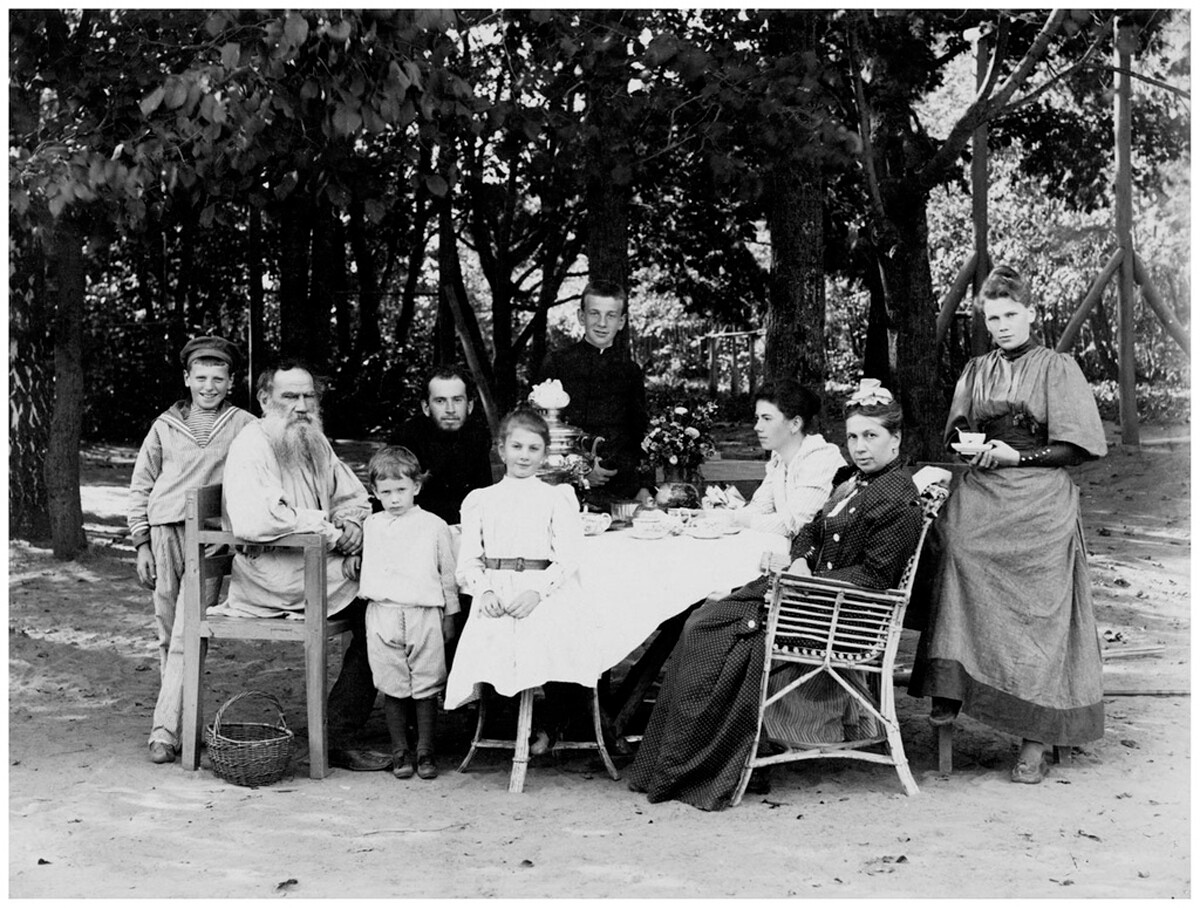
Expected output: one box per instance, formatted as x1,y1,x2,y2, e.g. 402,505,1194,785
330,746,393,772
416,753,438,780
391,750,416,779
148,741,176,764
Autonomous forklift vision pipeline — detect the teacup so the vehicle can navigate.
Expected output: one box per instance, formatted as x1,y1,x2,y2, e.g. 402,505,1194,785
957,430,987,445
631,515,669,539
581,512,612,535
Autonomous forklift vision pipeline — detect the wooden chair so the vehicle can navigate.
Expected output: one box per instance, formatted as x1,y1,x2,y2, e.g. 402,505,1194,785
731,482,951,805
179,484,352,780
458,684,621,793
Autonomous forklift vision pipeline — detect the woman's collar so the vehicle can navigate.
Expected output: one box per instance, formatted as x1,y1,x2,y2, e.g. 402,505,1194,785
856,456,906,483
1000,338,1037,361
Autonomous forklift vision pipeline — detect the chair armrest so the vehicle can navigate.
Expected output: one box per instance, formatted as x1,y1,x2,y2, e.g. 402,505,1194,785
199,530,328,550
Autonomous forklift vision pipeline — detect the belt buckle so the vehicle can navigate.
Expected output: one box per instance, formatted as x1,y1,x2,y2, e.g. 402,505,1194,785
514,557,526,572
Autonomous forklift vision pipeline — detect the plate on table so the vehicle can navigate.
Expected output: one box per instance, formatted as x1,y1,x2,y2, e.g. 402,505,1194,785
950,442,992,456
685,524,724,540
629,527,669,540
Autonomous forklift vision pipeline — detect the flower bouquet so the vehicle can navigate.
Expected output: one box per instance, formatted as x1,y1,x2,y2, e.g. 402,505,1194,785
642,402,717,507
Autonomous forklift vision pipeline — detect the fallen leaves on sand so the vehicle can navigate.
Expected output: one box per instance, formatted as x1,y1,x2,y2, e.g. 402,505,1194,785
275,878,298,891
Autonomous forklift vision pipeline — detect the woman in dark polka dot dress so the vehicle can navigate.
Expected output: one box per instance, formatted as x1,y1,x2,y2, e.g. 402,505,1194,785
627,383,924,810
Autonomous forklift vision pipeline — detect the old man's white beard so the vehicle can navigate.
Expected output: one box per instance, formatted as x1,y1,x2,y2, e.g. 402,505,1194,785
264,407,329,477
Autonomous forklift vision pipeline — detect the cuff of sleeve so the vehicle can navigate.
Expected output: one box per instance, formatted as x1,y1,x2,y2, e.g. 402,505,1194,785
130,529,151,549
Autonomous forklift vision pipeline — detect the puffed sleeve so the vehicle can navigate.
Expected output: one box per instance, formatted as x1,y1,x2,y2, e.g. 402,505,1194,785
942,358,982,447
1046,353,1107,457
540,484,584,597
436,519,460,615
455,490,488,597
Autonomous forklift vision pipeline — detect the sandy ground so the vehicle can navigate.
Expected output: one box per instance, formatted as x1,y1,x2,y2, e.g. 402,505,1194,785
8,423,1191,899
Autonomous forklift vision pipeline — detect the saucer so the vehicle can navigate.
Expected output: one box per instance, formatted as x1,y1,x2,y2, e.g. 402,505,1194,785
950,442,992,456
685,525,723,540
629,527,668,540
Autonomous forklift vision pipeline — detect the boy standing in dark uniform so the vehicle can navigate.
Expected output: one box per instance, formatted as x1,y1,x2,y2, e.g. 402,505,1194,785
537,280,648,503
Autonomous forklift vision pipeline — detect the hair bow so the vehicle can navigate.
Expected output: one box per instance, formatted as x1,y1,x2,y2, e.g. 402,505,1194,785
847,378,895,407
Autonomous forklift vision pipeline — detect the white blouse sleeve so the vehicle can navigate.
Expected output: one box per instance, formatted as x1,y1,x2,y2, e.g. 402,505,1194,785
775,445,844,535
541,484,584,597
454,491,488,597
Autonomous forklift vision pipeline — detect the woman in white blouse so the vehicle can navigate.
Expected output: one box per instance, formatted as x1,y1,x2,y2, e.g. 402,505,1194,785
733,379,846,537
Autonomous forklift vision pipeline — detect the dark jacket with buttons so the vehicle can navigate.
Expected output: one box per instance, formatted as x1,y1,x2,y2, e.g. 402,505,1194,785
789,460,923,590
537,339,648,492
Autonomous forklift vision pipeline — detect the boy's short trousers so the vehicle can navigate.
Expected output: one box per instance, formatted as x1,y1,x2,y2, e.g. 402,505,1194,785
364,603,447,700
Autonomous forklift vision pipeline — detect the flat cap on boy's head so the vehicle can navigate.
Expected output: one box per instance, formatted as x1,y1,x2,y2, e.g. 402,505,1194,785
180,335,240,370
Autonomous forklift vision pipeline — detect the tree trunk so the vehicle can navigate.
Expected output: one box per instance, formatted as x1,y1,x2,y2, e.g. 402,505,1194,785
763,11,826,389
877,190,943,461
9,235,54,542
277,193,317,364
314,200,352,360
247,204,265,395
861,258,892,385
348,196,382,360
584,12,633,354
396,142,435,347
44,224,88,558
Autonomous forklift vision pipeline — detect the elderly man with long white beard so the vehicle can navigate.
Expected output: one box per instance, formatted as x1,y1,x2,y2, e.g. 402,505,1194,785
214,358,391,771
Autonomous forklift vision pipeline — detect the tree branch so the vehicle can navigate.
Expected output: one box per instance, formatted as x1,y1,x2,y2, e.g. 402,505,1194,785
923,9,1068,183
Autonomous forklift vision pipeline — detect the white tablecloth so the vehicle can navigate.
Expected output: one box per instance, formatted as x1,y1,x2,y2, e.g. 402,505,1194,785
579,527,789,671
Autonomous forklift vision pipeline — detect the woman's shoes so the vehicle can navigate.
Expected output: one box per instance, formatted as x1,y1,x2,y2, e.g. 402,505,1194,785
928,697,961,727
1010,756,1050,784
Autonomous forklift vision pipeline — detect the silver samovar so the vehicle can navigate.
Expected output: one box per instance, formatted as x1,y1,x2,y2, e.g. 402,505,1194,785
535,406,602,486
528,380,602,486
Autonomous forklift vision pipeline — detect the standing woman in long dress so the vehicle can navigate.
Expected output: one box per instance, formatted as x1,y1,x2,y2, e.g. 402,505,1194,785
909,264,1108,784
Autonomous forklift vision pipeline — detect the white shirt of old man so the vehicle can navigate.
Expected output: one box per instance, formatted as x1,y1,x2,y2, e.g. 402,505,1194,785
210,420,371,619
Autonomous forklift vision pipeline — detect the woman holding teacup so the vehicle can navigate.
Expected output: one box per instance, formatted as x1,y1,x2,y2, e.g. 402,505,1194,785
909,264,1108,784
627,383,924,810
731,379,847,537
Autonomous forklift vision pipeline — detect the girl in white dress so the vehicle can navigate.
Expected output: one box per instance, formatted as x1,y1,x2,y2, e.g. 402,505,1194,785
444,408,603,746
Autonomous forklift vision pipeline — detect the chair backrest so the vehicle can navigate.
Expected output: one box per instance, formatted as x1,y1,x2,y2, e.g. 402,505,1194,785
767,482,950,665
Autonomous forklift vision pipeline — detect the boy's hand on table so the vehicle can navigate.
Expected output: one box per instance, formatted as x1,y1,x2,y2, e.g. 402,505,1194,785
342,554,361,581
505,590,542,619
479,591,504,618
135,545,157,590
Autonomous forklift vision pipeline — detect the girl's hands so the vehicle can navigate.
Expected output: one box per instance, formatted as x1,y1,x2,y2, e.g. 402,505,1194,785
506,590,542,619
342,554,361,581
479,591,505,618
970,440,1020,469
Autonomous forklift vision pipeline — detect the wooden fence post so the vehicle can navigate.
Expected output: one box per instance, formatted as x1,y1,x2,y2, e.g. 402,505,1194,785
1114,18,1139,447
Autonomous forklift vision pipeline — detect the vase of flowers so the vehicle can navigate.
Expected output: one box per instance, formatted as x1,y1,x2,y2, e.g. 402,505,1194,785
641,402,717,508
